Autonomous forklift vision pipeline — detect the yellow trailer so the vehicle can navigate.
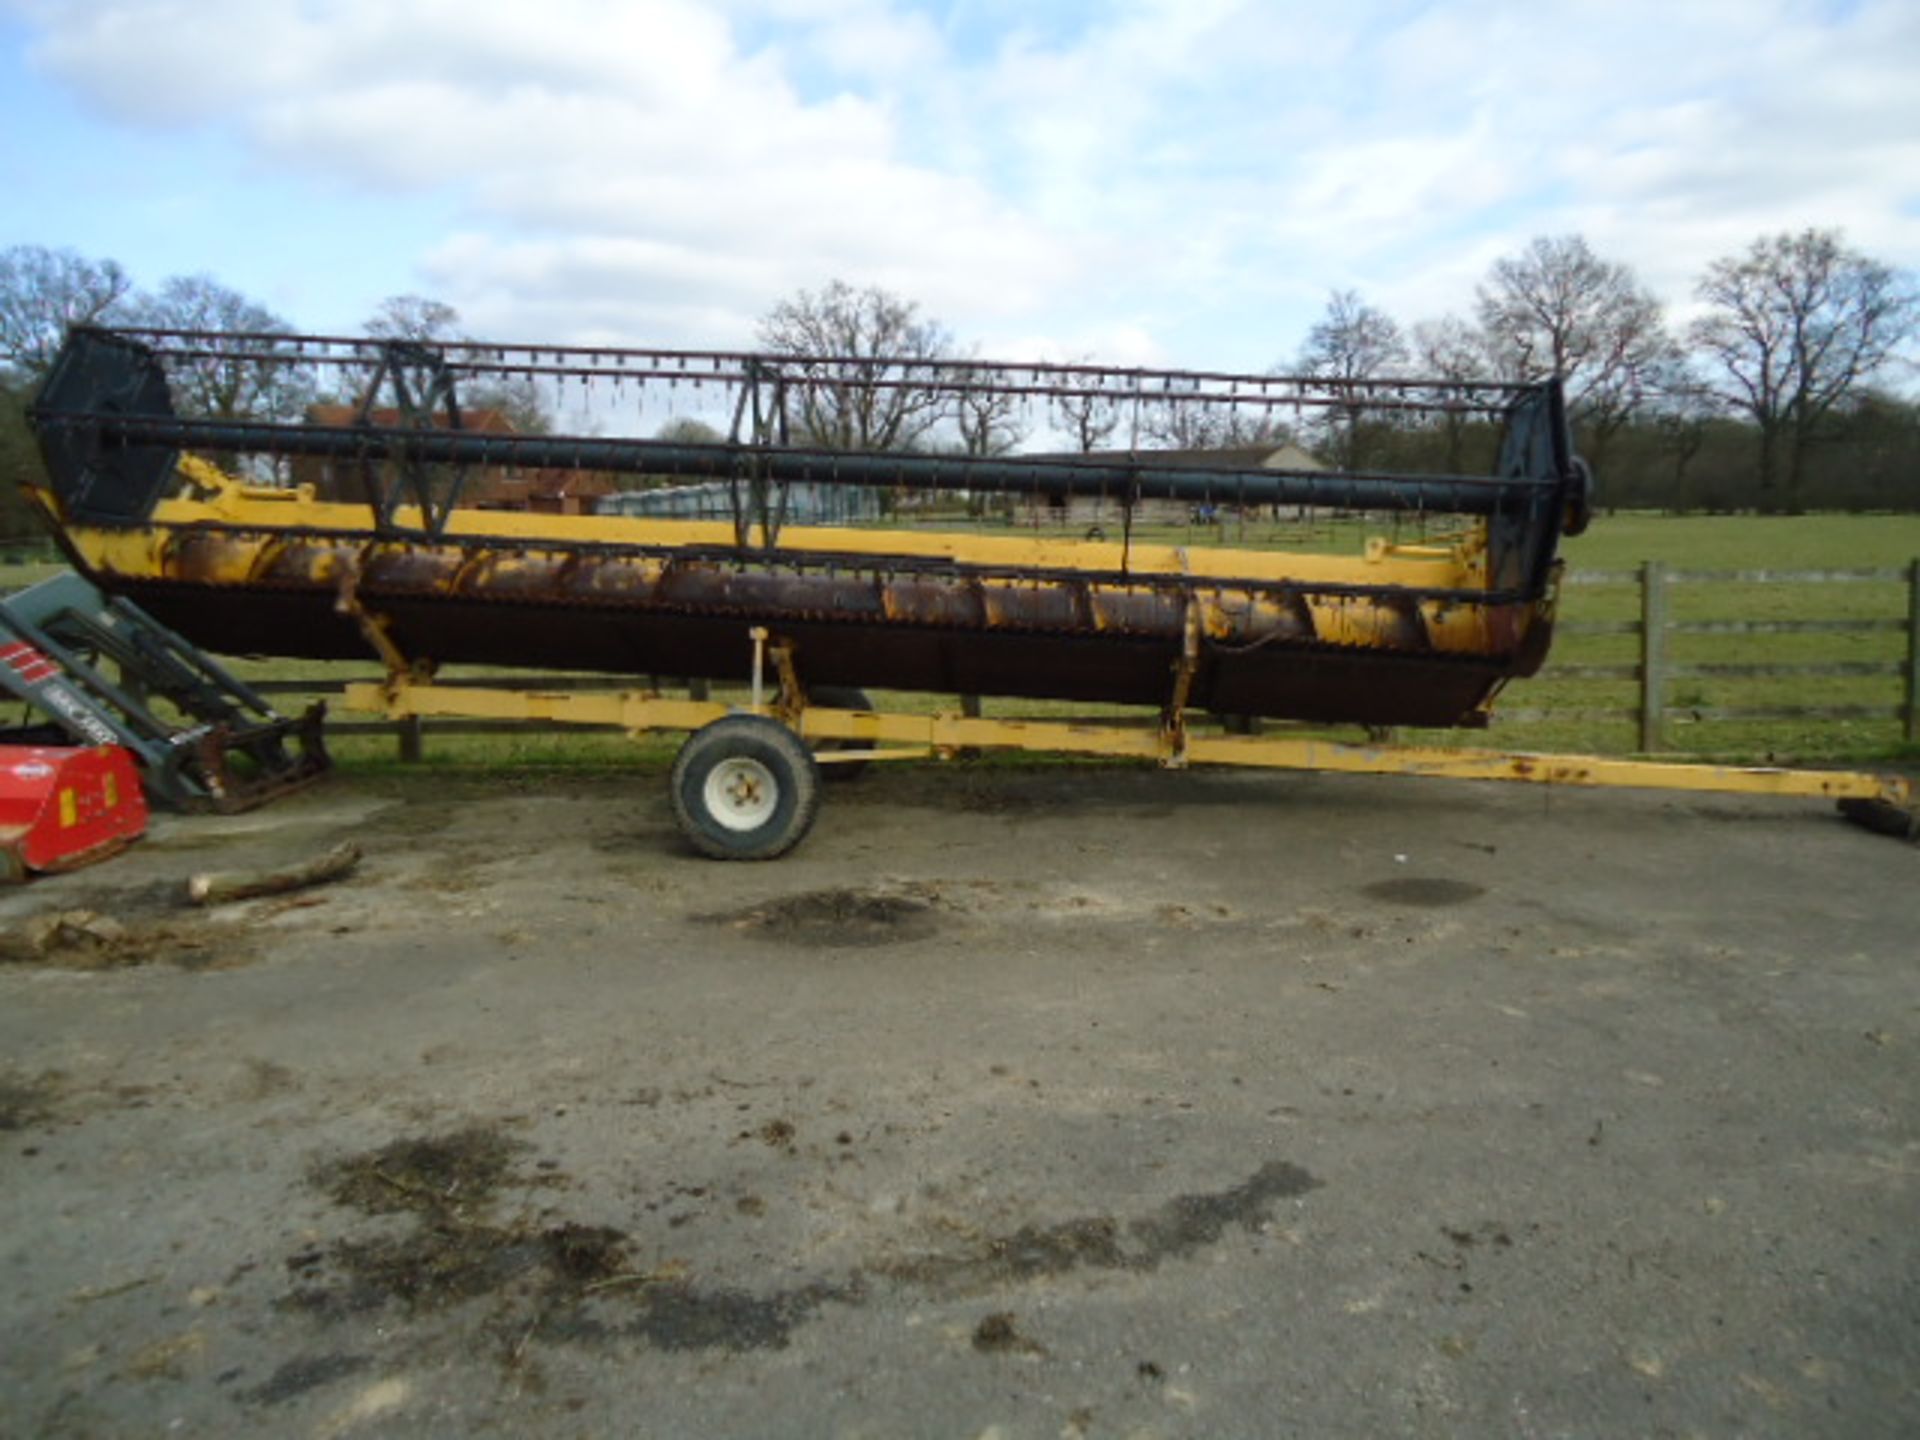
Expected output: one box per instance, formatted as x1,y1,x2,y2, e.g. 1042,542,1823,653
336,624,1910,859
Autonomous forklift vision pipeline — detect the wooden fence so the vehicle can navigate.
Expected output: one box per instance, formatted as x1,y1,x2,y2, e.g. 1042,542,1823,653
1492,560,1920,750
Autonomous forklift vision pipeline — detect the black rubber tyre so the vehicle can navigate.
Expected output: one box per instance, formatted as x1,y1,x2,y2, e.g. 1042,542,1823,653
809,686,874,783
670,715,822,860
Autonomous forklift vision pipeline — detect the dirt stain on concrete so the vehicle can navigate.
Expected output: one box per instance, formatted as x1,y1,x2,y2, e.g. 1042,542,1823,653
973,1311,1048,1356
239,1352,371,1406
701,888,941,947
290,1128,634,1318
885,1160,1322,1293
292,1124,855,1352
314,1128,524,1217
0,1067,63,1130
287,1129,1319,1358
1361,878,1486,908
547,1278,858,1354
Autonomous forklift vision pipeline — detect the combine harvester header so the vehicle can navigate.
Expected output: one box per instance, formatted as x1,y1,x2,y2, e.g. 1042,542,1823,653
22,325,1912,857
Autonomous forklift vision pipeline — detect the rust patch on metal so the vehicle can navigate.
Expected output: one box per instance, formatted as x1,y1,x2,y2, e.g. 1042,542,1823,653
102,522,1543,727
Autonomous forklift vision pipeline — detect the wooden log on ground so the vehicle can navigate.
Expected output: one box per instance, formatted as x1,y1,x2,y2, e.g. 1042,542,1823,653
186,841,362,906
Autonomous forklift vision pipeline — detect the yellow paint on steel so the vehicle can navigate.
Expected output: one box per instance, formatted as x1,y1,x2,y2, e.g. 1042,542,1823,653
340,681,1911,806
40,464,1547,669
54,461,1485,595
1177,735,1910,802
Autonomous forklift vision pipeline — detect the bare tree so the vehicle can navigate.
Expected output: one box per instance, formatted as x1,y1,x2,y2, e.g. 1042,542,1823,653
1690,228,1918,511
361,294,549,433
132,275,312,423
756,281,952,451
1300,289,1409,381
949,359,1027,457
1476,235,1674,467
656,417,724,444
1295,289,1408,470
1049,356,1123,453
1646,370,1720,511
0,245,134,381
1410,314,1488,473
365,294,461,344
1140,398,1291,452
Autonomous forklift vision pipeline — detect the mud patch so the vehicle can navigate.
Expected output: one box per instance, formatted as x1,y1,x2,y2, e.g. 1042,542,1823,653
1361,877,1486,908
757,1118,797,1148
314,1128,525,1216
0,1067,63,1130
292,1126,858,1353
321,1223,599,1314
287,1138,1316,1361
0,907,261,970
292,1130,635,1319
886,1160,1321,1293
239,1352,371,1406
542,1223,632,1285
974,1311,1048,1356
702,888,941,948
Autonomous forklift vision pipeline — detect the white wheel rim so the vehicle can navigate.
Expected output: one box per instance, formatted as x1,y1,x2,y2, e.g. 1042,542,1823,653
704,756,779,832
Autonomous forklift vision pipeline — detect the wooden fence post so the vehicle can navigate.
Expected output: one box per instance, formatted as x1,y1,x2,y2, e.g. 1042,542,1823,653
399,715,424,764
1640,559,1668,752
1907,557,1919,746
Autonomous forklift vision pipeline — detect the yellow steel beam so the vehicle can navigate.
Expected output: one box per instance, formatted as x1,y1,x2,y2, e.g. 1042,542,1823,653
121,463,1485,593
1178,734,1909,803
341,681,1910,806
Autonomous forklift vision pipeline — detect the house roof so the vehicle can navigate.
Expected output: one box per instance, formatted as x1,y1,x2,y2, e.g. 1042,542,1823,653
305,403,519,433
1026,442,1326,472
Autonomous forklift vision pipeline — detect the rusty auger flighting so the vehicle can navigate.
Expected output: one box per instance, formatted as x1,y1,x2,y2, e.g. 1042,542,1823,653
22,325,1910,857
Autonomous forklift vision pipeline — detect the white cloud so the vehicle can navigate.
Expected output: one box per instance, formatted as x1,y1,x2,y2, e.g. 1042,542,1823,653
12,0,1919,368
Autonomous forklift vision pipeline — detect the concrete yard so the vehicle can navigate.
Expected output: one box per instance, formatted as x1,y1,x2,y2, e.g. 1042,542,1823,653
1,760,1916,1438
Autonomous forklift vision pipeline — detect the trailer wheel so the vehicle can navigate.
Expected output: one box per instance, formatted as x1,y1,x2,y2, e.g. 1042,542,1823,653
809,686,874,783
671,715,821,860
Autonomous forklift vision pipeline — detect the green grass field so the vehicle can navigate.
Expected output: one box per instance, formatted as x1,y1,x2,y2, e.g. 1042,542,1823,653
5,512,1917,772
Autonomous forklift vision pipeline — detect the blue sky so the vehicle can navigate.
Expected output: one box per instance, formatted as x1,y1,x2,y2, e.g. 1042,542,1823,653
4,0,1916,373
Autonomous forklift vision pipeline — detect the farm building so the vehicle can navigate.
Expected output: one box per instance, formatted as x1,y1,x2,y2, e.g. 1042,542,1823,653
290,405,620,515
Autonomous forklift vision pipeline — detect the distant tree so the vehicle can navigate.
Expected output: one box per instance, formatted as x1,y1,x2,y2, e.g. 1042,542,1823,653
1050,356,1124,453
1689,228,1919,511
950,358,1027,457
1410,314,1487,383
655,417,724,445
0,382,49,541
1476,235,1674,468
127,274,313,482
1823,389,1920,510
1295,289,1408,470
756,280,952,451
131,274,312,423
360,294,549,433
0,245,134,382
1642,366,1721,511
1140,398,1291,451
1409,314,1489,473
1300,289,1409,382
365,294,461,344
